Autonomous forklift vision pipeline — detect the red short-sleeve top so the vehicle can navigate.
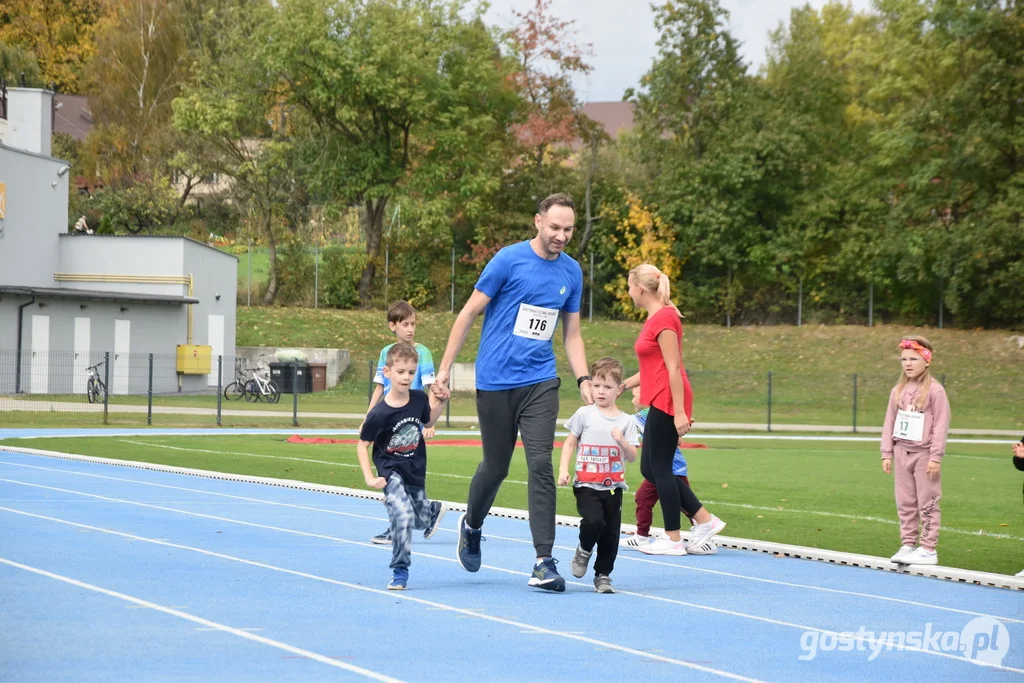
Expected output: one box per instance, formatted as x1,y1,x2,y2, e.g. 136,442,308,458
634,307,692,417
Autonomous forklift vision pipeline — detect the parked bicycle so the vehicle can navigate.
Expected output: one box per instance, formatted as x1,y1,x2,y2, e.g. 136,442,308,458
222,360,250,401
86,361,107,404
242,368,280,404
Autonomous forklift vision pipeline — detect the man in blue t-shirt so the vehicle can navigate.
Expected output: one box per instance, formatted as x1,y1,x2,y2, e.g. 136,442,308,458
433,193,594,593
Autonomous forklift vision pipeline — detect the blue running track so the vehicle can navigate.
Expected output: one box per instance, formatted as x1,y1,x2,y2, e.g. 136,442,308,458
1,448,1022,682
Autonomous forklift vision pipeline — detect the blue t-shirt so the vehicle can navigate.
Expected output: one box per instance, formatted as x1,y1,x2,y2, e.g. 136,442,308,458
360,390,432,488
474,241,583,391
373,342,435,393
633,408,688,476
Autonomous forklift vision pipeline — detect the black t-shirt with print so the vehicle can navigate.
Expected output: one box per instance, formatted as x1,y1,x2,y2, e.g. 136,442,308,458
359,390,431,487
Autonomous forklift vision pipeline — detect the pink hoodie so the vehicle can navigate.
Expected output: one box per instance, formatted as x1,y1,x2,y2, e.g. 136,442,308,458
881,379,951,463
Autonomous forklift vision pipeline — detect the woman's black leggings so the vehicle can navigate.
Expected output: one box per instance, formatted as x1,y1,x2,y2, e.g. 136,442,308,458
640,405,702,532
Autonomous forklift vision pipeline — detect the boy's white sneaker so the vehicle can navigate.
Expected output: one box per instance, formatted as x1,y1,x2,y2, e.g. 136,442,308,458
620,534,656,550
637,536,687,556
1016,569,1024,578
686,540,718,555
688,515,726,550
903,547,938,566
890,545,917,564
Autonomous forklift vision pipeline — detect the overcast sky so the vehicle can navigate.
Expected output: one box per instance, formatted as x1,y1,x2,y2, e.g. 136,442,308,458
483,0,874,102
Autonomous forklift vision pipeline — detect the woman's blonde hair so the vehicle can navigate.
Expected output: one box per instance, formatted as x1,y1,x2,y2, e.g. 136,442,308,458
629,264,681,317
896,335,933,411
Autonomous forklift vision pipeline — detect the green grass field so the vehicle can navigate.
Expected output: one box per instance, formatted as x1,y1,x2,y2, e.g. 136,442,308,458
4,434,1019,576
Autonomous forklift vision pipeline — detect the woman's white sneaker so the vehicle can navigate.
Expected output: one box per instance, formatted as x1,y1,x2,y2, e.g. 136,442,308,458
890,545,917,563
688,515,726,549
637,536,687,556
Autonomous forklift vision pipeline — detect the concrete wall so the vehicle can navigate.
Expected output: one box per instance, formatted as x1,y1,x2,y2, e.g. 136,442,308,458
0,296,210,395
183,239,237,389
236,347,350,389
0,145,69,289
4,88,52,156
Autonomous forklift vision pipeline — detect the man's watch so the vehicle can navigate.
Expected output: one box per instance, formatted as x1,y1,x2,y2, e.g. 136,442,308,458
576,375,591,388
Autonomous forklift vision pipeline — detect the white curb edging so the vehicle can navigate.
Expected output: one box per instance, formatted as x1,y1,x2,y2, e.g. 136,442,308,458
1,444,1020,592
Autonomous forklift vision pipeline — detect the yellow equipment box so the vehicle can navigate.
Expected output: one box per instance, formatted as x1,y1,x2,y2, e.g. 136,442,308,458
176,344,213,374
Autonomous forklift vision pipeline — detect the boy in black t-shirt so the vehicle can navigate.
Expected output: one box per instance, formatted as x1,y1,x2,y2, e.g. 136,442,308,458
358,342,449,590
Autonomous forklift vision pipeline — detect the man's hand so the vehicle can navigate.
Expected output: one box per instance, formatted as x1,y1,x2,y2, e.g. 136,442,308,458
579,379,594,405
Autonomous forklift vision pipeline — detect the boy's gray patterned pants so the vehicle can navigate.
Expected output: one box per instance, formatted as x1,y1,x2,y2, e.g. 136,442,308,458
385,473,433,569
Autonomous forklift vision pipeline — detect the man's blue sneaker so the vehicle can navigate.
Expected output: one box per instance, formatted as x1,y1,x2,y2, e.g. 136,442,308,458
424,500,448,539
388,568,408,591
528,557,566,592
456,512,482,572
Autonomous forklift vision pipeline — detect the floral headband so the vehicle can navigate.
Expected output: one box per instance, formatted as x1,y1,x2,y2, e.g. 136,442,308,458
898,339,932,364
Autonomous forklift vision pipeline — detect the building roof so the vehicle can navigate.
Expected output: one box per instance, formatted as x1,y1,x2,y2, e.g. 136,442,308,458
58,233,239,260
580,101,636,140
0,141,71,167
0,285,199,305
54,94,93,141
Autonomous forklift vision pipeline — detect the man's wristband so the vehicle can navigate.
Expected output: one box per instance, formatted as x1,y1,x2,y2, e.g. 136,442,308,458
576,375,591,388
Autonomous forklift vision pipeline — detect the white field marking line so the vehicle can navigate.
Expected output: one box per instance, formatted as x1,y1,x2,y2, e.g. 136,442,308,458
8,507,1019,677
3,459,1021,625
105,441,1017,541
0,507,763,682
0,556,404,683
114,439,532,486
2,496,1021,676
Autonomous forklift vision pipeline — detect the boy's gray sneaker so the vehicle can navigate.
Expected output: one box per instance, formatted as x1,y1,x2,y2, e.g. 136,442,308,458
571,544,593,578
594,574,614,594
371,528,392,545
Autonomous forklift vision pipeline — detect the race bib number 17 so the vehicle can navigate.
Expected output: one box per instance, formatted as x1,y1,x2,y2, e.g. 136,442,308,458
513,303,558,341
893,408,925,441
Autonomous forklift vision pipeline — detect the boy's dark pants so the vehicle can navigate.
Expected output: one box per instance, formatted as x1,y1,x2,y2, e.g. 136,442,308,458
574,486,623,576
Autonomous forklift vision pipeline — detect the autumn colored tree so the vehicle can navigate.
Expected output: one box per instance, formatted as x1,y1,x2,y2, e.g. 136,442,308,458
0,0,109,92
0,41,44,86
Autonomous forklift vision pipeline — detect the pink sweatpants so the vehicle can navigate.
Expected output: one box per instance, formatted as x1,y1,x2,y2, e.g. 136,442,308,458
893,445,942,551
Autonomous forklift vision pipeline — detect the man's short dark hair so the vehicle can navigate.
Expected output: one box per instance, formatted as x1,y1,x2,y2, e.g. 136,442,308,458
538,193,575,215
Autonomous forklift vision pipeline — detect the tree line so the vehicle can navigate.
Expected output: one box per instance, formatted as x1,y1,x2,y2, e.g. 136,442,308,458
2,0,1021,327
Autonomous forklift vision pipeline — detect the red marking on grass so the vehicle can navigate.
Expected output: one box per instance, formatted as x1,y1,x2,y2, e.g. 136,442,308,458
285,435,707,449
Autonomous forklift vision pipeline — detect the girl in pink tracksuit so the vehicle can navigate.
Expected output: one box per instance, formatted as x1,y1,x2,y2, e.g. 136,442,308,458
881,336,951,567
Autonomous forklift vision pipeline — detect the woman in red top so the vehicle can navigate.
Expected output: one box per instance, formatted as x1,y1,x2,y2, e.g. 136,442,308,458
622,264,726,556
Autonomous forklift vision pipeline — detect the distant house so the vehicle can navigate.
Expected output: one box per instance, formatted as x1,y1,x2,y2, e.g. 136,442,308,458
579,101,636,143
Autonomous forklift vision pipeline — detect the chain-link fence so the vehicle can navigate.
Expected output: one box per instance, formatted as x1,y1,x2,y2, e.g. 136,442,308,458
1,350,1019,432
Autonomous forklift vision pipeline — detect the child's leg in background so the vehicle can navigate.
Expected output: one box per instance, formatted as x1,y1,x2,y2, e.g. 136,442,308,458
407,484,433,531
593,490,623,576
574,487,607,554
384,474,415,569
634,479,659,536
910,451,942,551
893,445,921,547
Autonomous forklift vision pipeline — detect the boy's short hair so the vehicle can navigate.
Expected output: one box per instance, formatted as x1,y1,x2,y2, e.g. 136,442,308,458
387,300,416,325
590,356,623,384
385,341,419,368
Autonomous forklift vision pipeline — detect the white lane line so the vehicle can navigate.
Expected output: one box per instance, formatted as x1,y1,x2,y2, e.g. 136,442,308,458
113,440,531,486
2,460,1020,624
0,556,404,683
3,494,1023,676
0,507,763,682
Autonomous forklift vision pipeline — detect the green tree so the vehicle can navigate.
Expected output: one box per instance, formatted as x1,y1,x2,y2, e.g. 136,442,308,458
0,41,44,86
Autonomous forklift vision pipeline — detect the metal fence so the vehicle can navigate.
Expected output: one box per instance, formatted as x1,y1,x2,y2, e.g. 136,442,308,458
1,350,1019,432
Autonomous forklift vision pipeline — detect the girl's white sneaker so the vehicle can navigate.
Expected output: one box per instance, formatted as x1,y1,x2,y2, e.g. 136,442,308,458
890,545,917,563
637,536,688,556
903,547,938,566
